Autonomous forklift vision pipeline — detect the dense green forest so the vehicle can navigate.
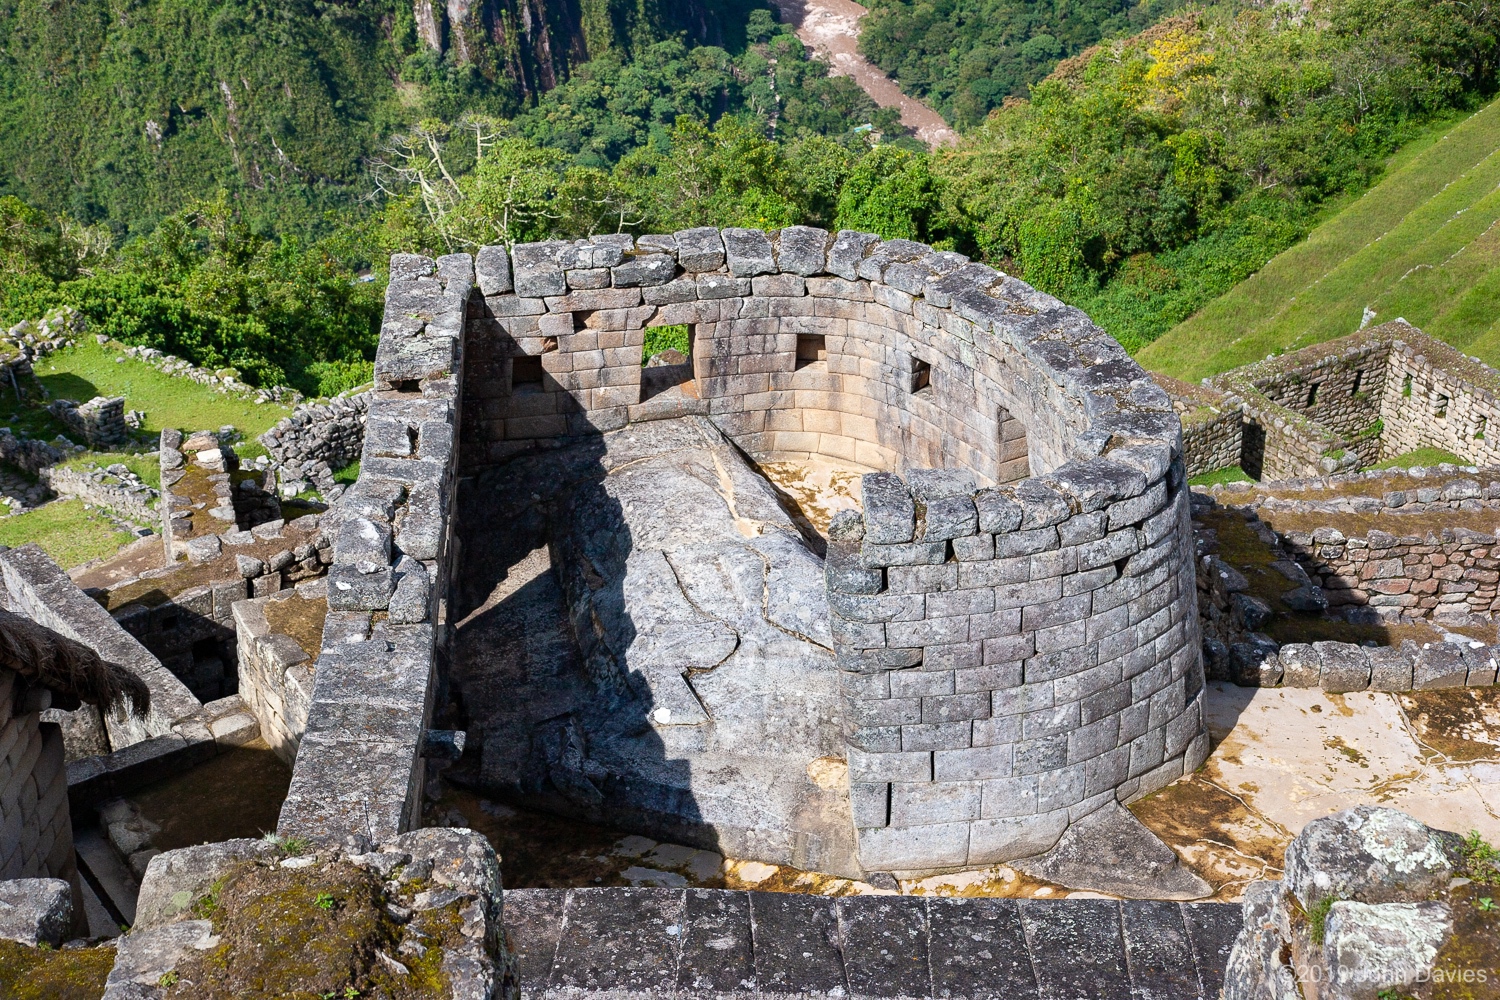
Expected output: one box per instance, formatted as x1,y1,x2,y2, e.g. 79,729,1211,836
0,0,763,238
860,0,1174,126
1,0,1496,397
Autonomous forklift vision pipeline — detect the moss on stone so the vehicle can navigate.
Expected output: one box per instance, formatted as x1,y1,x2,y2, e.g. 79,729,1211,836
1430,881,1500,999
263,592,328,663
0,940,116,1000
164,858,454,999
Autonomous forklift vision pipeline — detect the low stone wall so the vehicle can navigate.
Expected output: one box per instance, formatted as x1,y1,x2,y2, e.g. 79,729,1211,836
41,464,157,525
0,430,64,475
276,252,470,845
1282,522,1500,621
0,667,73,886
48,395,129,450
1236,636,1498,691
1152,374,1241,479
259,392,368,489
233,590,320,765
0,544,199,750
121,344,301,405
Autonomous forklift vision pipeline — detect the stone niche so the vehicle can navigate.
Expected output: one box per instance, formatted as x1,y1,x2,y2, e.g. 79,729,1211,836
438,227,1209,876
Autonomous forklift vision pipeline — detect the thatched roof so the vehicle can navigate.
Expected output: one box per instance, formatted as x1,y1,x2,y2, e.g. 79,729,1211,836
0,606,149,717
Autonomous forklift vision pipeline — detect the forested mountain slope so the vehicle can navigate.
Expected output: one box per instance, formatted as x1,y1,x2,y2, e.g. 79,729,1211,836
0,0,756,237
1140,97,1500,379
859,0,1171,126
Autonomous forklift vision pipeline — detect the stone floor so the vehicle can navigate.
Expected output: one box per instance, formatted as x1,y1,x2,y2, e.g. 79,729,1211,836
450,417,859,878
1132,680,1500,899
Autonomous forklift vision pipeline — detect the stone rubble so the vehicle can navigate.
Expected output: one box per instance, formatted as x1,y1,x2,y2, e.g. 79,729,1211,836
1222,806,1477,1000
98,828,512,1000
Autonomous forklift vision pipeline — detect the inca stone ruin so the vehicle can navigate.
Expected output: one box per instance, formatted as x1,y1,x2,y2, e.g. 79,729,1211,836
9,228,1500,996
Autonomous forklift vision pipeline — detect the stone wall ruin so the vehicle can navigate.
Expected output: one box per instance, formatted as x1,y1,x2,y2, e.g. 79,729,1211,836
1165,322,1500,481
276,228,1207,876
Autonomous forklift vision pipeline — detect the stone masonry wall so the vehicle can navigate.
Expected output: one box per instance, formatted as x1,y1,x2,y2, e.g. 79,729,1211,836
1218,337,1390,469
460,229,1057,484
1379,327,1500,466
0,544,200,749
826,459,1205,871
0,666,73,885
276,252,470,846
1283,523,1500,621
1152,374,1241,479
48,395,129,450
259,392,369,484
233,594,316,765
444,228,1205,873
41,464,158,525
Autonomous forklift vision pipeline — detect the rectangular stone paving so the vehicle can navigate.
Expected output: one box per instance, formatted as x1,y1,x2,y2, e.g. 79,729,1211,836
504,887,1240,999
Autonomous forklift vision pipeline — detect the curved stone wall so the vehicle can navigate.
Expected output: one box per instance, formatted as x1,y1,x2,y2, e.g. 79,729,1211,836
458,227,1208,873
287,230,1205,871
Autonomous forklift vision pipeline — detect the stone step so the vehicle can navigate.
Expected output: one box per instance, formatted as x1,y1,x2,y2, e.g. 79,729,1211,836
73,825,138,928
78,870,123,939
504,887,1241,999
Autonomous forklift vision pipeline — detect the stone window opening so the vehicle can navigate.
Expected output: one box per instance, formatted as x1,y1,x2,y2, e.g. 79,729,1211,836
391,378,421,394
996,404,1030,483
1477,415,1488,441
1403,373,1414,397
1434,393,1449,418
1306,383,1320,407
795,334,827,371
1350,370,1363,395
511,355,544,393
910,357,933,396
641,324,696,402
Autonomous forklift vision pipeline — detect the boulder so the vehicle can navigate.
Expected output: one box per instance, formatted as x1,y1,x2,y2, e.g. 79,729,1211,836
1284,806,1454,910
1222,807,1467,1000
0,878,72,946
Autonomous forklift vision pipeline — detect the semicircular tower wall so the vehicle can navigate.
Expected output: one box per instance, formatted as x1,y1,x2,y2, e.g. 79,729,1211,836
455,226,1208,873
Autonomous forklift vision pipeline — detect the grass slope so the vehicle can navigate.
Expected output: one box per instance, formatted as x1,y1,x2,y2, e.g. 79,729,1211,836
31,341,290,439
0,499,136,567
1139,98,1500,381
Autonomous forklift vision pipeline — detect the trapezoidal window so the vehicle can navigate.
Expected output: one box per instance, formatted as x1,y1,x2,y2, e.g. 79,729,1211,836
641,324,696,402
511,355,544,393
997,404,1030,483
1306,383,1320,407
1435,394,1449,419
1350,370,1363,395
1477,415,1488,440
795,334,826,371
910,357,933,397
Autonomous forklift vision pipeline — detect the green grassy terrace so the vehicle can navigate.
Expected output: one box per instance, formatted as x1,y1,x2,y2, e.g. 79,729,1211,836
0,498,136,568
1140,97,1500,381
28,339,291,440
